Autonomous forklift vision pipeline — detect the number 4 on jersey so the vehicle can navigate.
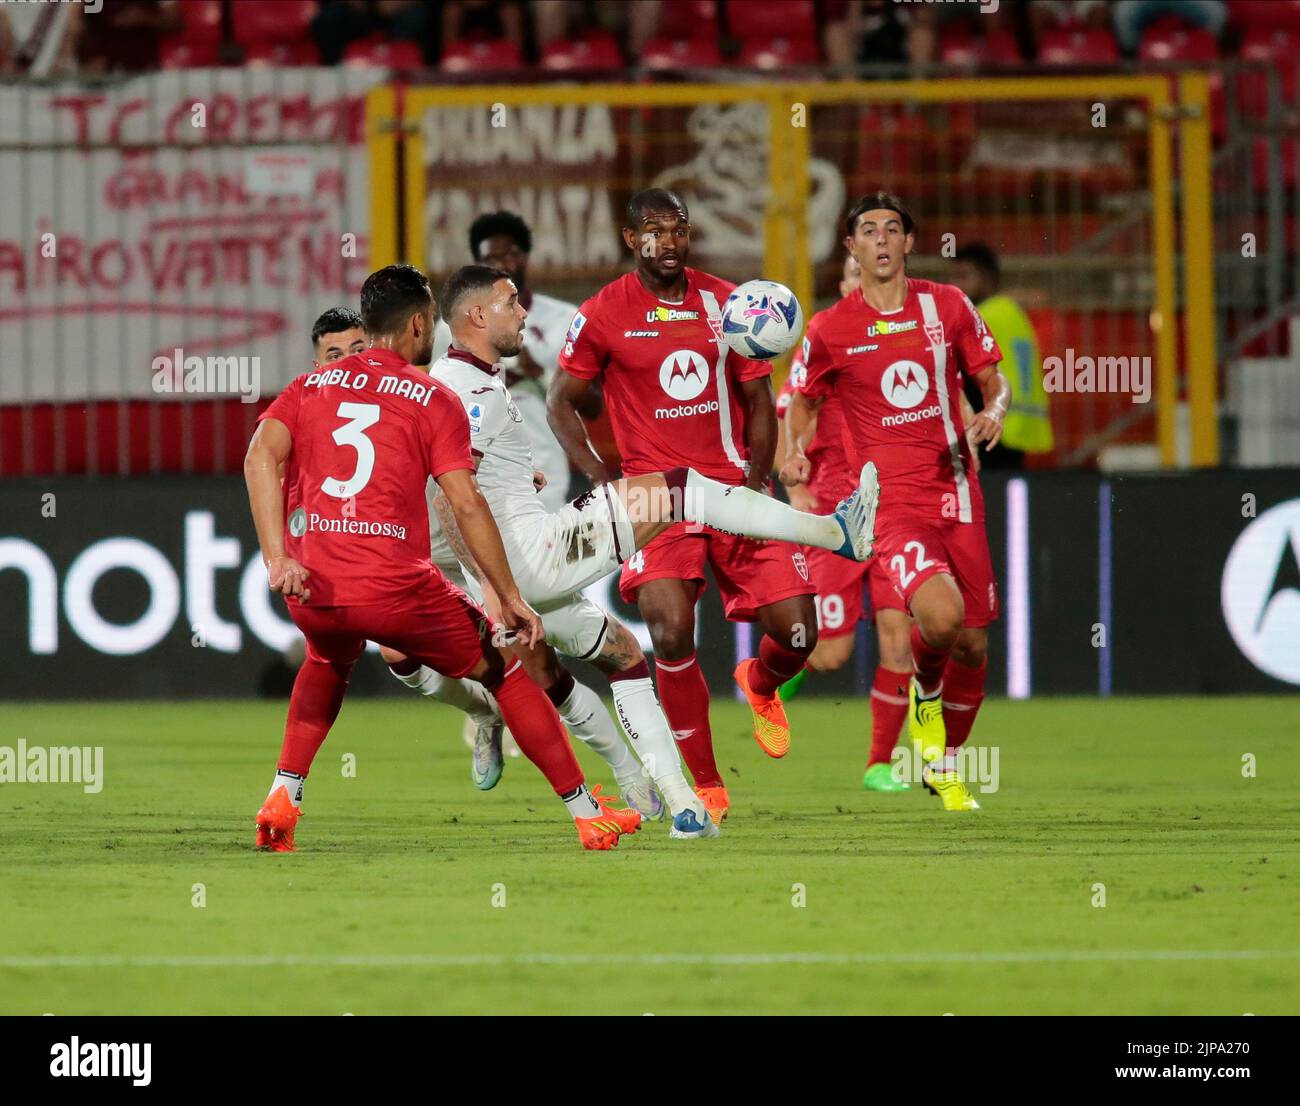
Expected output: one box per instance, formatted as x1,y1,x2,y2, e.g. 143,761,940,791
323,402,380,499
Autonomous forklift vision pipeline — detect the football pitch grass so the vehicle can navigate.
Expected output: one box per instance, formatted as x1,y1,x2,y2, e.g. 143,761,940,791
1,695,1296,1016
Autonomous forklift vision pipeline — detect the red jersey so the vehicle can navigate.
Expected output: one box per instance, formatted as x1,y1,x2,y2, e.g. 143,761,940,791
780,311,856,511
801,277,1001,523
257,347,474,606
558,268,771,484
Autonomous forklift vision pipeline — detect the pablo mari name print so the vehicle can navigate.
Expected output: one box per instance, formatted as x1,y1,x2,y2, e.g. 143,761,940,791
304,367,439,407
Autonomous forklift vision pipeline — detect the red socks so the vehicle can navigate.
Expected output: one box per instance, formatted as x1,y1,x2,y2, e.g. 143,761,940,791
654,653,723,789
910,622,952,696
748,636,808,697
868,666,910,766
941,656,986,750
492,663,585,795
278,656,352,777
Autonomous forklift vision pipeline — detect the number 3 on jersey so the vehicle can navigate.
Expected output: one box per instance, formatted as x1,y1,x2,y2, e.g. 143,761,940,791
323,402,380,499
889,540,935,591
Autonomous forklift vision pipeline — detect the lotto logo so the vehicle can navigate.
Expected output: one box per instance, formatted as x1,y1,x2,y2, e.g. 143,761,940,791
880,359,930,409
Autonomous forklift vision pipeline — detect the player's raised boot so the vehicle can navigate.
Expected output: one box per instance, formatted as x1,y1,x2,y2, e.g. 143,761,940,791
471,720,504,791
733,658,791,758
908,678,947,764
695,784,730,825
921,762,980,811
255,784,301,853
830,461,880,562
863,761,910,792
575,785,643,850
621,775,666,821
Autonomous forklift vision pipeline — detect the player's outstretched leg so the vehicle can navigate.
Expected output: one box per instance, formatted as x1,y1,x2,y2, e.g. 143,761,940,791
381,649,505,790
618,463,879,562
732,596,818,759
591,617,718,839
257,643,358,852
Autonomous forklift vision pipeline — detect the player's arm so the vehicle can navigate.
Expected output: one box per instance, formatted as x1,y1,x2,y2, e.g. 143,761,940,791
431,481,483,583
547,370,615,484
780,389,824,488
434,467,543,646
244,418,310,600
737,375,777,493
967,365,1011,451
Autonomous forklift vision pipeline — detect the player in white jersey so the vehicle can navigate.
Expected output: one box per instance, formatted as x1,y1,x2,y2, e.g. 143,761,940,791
430,211,582,512
383,264,880,838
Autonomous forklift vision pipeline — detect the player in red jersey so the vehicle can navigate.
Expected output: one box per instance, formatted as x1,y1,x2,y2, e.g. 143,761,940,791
773,255,913,793
784,193,1011,812
245,264,643,852
548,188,832,825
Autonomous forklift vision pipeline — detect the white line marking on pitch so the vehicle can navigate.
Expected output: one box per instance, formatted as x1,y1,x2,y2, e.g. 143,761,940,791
2,950,1298,969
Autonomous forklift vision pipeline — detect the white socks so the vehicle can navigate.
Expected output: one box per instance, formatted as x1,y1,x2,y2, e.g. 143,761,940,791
558,680,641,789
390,664,500,726
683,469,844,550
609,674,703,818
561,784,601,820
270,769,305,808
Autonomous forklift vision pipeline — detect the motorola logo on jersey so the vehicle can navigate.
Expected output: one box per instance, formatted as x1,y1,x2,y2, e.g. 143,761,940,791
659,350,711,401
1221,498,1300,685
880,359,930,409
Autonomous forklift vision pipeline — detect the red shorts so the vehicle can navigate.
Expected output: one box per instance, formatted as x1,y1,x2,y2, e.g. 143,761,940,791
873,515,999,628
806,545,906,640
618,522,815,622
288,571,490,678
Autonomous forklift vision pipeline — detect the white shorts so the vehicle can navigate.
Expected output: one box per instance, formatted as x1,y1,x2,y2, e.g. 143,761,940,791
460,573,612,660
503,484,635,602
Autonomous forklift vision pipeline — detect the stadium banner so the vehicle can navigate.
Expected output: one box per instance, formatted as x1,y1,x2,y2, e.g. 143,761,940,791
2,472,1298,700
0,68,382,406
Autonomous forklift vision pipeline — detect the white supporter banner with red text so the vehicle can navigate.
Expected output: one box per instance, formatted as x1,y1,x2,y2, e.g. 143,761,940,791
0,69,382,404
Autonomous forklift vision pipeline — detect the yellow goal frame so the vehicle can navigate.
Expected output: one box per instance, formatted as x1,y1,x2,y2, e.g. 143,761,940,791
367,75,1215,467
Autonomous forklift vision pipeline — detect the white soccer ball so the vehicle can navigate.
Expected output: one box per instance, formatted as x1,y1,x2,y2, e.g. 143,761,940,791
720,279,804,360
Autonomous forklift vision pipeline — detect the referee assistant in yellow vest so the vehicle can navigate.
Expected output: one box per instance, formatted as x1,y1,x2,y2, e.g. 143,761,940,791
952,243,1054,469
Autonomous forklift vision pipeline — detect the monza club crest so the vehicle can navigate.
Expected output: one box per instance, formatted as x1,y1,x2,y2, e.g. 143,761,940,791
792,550,810,581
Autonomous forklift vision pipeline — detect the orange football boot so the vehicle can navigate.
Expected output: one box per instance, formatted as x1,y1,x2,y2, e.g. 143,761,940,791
575,785,642,850
255,784,301,853
733,658,791,758
695,785,730,826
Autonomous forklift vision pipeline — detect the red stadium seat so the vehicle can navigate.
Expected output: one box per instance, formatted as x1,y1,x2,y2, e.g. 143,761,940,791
1138,26,1221,63
1038,28,1119,66
541,31,624,72
159,38,219,69
232,0,318,47
939,28,1021,66
641,37,723,70
440,38,523,73
1239,28,1300,110
342,38,424,70
658,0,720,41
737,36,820,69
1230,0,1300,32
175,0,222,46
245,40,321,68
725,0,814,42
